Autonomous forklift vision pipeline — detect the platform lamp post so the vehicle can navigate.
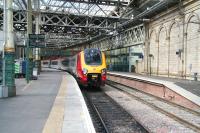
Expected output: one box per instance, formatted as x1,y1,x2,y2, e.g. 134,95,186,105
25,38,30,83
4,0,16,97
149,54,153,76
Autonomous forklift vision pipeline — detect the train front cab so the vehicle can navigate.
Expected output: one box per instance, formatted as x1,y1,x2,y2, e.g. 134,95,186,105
77,49,106,87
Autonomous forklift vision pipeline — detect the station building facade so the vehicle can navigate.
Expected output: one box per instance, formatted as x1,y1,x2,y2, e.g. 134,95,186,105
147,0,200,80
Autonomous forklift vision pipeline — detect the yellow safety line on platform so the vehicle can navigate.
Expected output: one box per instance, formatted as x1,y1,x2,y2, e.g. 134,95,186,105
42,75,67,133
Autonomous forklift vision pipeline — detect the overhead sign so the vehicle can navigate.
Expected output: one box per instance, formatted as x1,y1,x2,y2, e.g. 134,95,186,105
40,49,80,57
29,34,45,40
29,34,46,48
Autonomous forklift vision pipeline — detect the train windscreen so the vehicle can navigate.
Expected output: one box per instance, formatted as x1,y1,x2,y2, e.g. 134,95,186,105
84,49,102,65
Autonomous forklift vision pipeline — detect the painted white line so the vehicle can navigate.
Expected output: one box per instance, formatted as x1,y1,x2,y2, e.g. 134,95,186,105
22,81,33,91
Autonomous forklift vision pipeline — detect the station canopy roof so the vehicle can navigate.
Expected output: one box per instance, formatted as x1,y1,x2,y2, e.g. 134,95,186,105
41,0,121,17
0,0,180,48
9,0,130,17
4,0,131,48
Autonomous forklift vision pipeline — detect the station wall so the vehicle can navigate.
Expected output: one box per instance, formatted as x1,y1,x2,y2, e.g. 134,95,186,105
147,0,200,80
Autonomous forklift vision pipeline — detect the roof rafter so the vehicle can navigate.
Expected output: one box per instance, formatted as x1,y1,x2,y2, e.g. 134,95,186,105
21,0,27,9
56,0,128,7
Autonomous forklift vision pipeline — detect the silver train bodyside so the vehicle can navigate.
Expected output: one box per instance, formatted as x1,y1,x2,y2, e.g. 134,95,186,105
41,58,70,71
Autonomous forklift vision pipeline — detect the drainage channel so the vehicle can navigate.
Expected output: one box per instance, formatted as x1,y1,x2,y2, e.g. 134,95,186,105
81,87,149,133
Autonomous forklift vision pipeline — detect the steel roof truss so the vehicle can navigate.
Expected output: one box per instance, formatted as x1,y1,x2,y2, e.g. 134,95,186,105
56,0,128,7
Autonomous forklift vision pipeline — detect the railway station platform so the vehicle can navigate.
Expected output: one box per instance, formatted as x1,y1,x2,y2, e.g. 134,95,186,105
107,71,200,111
0,68,95,133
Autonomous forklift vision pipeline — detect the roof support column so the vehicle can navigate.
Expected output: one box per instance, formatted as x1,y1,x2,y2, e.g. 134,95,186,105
34,0,41,74
26,0,33,83
4,0,16,97
144,23,149,75
27,0,32,35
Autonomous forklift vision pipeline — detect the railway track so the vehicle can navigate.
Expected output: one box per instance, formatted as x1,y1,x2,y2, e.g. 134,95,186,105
81,88,149,133
106,80,200,133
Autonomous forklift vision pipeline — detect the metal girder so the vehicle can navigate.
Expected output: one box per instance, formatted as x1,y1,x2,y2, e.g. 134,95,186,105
121,0,180,19
91,24,145,51
56,0,128,7
123,0,180,19
0,9,125,32
41,0,48,6
21,0,27,9
0,8,121,48
40,0,130,17
71,0,180,48
5,0,180,49
41,3,122,18
40,11,116,30
46,33,87,46
121,24,145,46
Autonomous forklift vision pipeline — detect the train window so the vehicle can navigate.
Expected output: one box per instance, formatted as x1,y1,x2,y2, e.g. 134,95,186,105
51,61,58,65
43,62,49,65
61,59,69,66
84,49,102,65
70,58,75,67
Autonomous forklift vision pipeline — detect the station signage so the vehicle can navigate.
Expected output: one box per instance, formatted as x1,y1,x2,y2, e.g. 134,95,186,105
29,34,46,48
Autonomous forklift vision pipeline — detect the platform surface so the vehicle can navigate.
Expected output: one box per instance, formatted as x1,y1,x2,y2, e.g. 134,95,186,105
108,71,200,107
0,70,63,133
109,71,200,96
0,68,95,133
62,73,95,133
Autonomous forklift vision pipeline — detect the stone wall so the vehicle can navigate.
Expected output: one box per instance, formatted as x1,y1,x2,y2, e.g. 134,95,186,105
146,0,200,79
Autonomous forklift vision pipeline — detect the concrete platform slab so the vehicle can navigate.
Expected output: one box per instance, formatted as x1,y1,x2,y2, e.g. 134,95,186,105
42,70,95,133
62,74,95,133
0,70,64,133
107,72,200,110
0,68,95,133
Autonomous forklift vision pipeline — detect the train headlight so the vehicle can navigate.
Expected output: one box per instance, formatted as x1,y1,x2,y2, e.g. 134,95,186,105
82,68,88,75
101,68,106,75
